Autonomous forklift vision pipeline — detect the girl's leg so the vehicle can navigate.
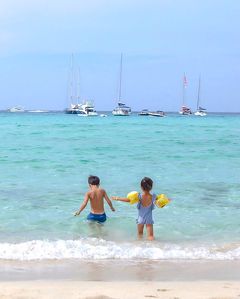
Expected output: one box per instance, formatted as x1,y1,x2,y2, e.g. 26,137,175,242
146,224,154,241
137,224,144,239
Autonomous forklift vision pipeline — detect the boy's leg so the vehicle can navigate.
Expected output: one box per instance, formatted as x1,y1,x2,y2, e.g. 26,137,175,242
137,224,144,239
146,224,154,241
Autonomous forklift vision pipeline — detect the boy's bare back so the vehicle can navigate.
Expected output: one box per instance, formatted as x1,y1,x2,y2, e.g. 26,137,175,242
74,176,115,218
87,188,106,214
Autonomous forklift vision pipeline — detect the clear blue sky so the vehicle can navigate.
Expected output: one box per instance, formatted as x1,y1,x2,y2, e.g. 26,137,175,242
0,0,239,111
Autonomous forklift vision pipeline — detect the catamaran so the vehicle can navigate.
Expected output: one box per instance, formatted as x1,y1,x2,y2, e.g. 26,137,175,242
179,73,192,115
65,55,98,116
194,76,207,116
112,54,131,116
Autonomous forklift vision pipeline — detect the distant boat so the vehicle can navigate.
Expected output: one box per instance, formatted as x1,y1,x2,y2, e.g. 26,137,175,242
28,110,49,113
112,54,131,116
8,106,25,113
179,73,192,115
149,111,165,117
139,109,165,117
194,76,207,116
112,102,131,116
138,109,149,116
77,101,98,117
65,54,98,116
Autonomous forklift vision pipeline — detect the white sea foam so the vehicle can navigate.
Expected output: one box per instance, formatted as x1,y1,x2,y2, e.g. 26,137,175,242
1,238,240,261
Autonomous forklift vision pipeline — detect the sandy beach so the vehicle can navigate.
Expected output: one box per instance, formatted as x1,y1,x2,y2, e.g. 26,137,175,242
0,281,240,299
0,260,240,298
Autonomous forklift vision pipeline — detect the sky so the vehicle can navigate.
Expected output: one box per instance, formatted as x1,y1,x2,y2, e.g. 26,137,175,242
0,0,239,112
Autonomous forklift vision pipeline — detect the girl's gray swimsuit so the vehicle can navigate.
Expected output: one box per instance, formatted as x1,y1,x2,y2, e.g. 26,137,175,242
137,193,156,224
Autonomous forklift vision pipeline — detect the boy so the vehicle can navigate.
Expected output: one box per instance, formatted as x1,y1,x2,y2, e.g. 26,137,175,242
74,175,115,222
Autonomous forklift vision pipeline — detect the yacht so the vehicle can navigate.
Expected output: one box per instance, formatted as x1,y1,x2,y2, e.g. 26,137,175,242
77,101,98,117
65,103,82,114
8,106,25,113
112,54,131,116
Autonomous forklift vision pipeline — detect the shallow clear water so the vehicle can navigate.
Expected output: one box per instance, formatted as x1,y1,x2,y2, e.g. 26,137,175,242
0,112,240,260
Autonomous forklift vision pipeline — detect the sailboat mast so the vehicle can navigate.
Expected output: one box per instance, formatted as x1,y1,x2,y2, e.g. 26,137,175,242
182,73,186,106
70,53,74,105
118,53,123,101
196,75,201,110
77,67,81,105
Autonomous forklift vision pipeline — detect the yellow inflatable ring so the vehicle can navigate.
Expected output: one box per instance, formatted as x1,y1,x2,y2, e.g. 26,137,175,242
155,194,170,208
127,191,139,204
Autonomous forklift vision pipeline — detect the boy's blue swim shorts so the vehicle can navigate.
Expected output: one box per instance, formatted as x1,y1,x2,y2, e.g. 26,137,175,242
87,212,107,223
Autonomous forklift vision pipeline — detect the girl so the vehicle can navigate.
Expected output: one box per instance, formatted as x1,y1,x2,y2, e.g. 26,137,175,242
112,177,156,241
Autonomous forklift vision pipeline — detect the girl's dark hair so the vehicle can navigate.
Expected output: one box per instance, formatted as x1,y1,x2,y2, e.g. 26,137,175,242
88,175,100,186
141,177,153,191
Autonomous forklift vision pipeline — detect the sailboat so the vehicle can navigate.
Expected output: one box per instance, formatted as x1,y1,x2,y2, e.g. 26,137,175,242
112,54,131,116
194,76,207,116
65,55,98,116
179,73,192,115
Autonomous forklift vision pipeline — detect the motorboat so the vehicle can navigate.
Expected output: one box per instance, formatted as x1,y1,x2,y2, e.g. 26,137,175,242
8,106,25,112
77,101,98,116
149,111,165,117
138,109,149,116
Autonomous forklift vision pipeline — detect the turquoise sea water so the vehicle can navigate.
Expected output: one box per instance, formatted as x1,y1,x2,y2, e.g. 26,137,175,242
0,112,240,260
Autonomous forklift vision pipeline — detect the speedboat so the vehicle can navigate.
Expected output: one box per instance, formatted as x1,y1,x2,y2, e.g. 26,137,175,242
8,106,25,113
149,111,165,117
138,109,149,116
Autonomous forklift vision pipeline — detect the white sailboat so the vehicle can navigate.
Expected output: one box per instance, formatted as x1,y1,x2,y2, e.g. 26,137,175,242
179,73,192,115
65,55,98,116
194,76,207,116
112,54,131,116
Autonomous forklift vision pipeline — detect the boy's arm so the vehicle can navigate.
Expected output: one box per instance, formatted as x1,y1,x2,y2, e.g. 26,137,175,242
111,196,130,203
104,190,115,212
74,192,90,216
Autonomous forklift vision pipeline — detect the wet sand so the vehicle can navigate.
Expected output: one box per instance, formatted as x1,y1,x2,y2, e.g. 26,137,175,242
0,260,240,281
0,260,240,298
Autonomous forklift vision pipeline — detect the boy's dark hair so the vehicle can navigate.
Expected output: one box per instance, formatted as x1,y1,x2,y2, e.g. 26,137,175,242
141,177,153,191
88,175,100,186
